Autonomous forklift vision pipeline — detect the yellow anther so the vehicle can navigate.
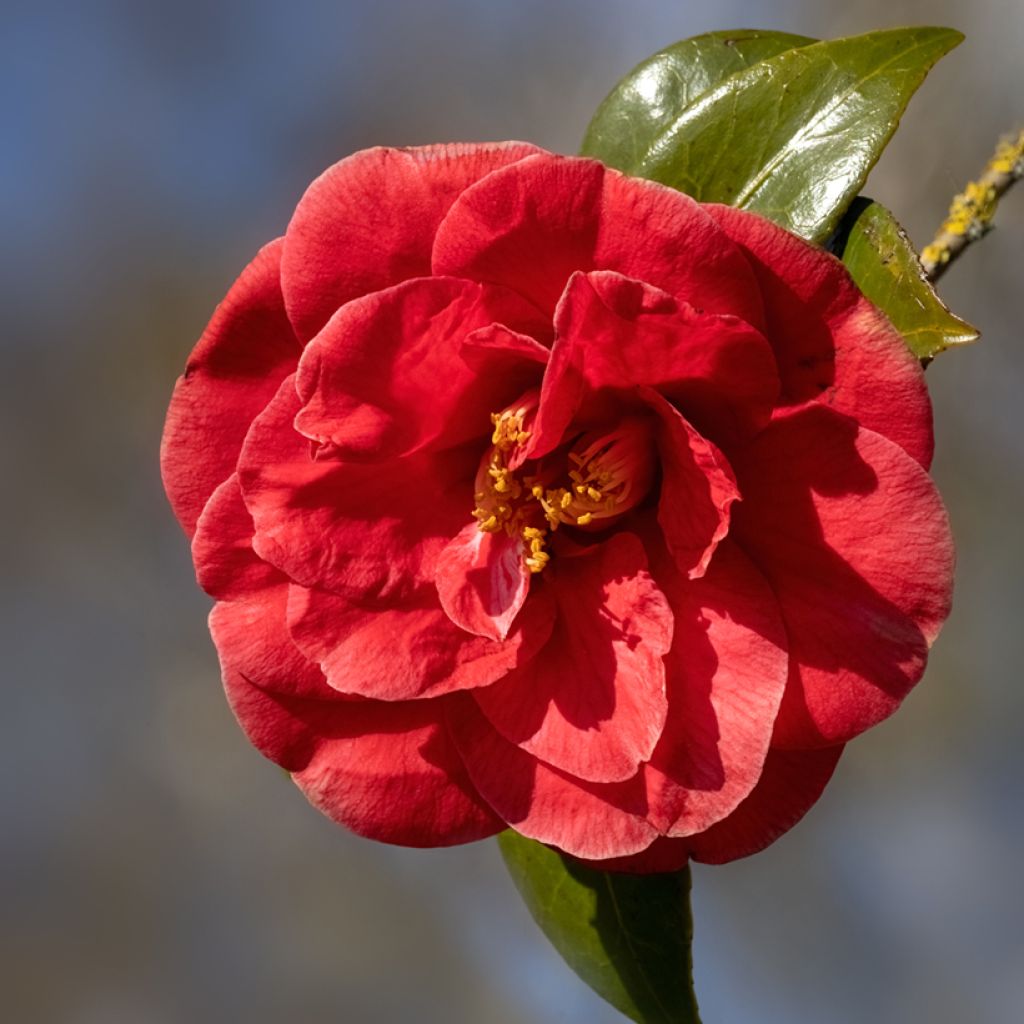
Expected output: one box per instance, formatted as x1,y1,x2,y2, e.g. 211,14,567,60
576,512,593,526
490,401,536,451
586,486,603,503
522,524,550,573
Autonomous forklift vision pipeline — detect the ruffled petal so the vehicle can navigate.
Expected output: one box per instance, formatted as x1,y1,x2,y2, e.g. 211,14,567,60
286,582,555,701
193,474,282,601
210,585,334,701
433,153,765,324
293,696,504,847
238,376,477,599
161,239,300,536
214,592,503,845
730,405,954,748
576,745,843,872
706,203,933,468
530,271,777,456
436,524,532,642
294,276,547,461
641,539,789,836
641,388,739,580
688,744,843,864
461,322,551,368
448,695,658,861
281,142,544,341
472,532,673,784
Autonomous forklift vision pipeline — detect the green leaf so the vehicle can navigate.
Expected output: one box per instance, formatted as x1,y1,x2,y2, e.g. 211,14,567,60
498,831,700,1024
837,197,979,359
582,29,815,171
596,27,963,242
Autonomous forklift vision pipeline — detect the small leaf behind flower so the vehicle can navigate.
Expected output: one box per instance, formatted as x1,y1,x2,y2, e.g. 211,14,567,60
587,27,963,243
838,197,979,360
582,30,814,171
498,831,700,1024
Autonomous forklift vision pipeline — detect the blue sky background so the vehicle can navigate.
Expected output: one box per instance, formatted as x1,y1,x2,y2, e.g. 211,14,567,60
3,1,1023,1021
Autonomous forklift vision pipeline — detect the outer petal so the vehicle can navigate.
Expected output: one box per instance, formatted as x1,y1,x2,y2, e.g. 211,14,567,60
641,539,789,836
530,271,778,456
436,524,532,642
432,153,765,325
238,377,477,599
210,585,334,702
448,695,658,861
292,696,504,848
281,142,544,341
213,593,503,845
730,405,954,748
294,276,547,461
286,582,555,701
161,239,300,536
688,744,843,864
706,203,933,468
576,745,843,872
193,474,281,601
471,533,673,784
641,388,739,580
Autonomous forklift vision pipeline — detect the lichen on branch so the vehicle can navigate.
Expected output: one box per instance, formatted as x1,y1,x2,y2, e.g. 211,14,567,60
921,128,1024,281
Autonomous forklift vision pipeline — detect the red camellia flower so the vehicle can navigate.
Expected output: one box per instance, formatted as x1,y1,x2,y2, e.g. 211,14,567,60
162,143,954,871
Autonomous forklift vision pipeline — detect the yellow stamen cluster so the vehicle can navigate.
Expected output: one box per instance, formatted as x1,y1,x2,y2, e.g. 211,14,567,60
471,407,652,574
522,526,549,573
472,404,537,546
490,407,532,450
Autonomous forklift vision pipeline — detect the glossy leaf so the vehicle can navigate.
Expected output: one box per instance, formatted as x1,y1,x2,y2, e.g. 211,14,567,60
603,27,963,242
498,831,700,1024
582,29,814,171
838,197,979,359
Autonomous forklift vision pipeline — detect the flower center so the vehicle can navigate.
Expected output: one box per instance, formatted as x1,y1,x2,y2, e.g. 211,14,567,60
471,399,655,573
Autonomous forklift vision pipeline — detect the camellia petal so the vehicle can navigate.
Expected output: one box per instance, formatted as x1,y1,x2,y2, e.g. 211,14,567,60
688,744,844,864
214,586,503,844
472,532,673,784
292,696,505,848
281,142,544,342
641,539,789,837
448,695,659,861
192,474,282,601
640,388,739,580
286,582,554,701
706,203,933,468
576,745,843,873
436,524,533,642
294,276,547,461
239,377,478,599
529,270,778,457
432,152,765,324
730,405,954,748
209,586,337,704
161,239,300,537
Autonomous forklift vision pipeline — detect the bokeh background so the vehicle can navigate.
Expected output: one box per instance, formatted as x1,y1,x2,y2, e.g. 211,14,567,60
4,1,1022,1021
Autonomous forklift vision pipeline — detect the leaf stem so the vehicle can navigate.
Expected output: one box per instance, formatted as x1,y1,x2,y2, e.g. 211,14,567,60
921,128,1024,282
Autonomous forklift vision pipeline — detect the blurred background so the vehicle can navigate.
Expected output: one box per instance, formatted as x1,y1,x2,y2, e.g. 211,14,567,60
3,0,1022,1021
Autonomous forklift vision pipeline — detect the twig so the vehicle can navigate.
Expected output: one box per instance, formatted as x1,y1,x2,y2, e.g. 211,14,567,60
921,128,1024,282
